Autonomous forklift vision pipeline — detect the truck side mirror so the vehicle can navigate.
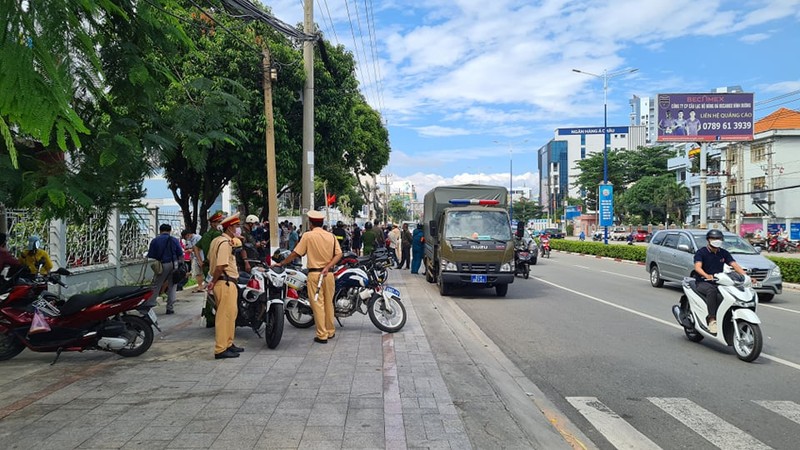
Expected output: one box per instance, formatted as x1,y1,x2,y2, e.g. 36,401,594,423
429,220,438,236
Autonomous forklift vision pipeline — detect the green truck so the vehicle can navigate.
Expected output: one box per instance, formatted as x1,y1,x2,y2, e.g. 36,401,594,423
423,184,515,297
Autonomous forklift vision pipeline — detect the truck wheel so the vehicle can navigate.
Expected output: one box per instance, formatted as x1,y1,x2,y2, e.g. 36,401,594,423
495,284,508,297
438,275,451,296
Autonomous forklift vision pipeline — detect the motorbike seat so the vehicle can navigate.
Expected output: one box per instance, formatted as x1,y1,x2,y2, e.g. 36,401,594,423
60,286,151,316
237,271,250,285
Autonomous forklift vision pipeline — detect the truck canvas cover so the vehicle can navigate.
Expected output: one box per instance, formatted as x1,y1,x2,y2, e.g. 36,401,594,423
423,184,508,242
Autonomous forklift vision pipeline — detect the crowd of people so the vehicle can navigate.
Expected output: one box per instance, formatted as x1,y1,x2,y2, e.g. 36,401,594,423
141,211,426,359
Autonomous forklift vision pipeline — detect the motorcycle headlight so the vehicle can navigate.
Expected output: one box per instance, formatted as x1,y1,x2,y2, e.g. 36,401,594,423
500,262,513,272
770,266,782,279
440,259,457,272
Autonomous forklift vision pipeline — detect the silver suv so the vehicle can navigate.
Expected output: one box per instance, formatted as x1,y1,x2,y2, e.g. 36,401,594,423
645,229,782,302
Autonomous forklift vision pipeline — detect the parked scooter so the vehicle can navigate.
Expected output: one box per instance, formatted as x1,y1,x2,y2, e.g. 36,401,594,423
671,269,763,362
204,264,286,349
0,268,159,363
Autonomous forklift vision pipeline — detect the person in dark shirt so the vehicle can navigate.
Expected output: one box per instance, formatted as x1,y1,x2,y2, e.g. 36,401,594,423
144,224,183,314
693,229,747,334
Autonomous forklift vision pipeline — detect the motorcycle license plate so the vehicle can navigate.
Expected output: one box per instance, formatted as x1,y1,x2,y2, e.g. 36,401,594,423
385,285,401,298
471,275,487,283
147,309,158,324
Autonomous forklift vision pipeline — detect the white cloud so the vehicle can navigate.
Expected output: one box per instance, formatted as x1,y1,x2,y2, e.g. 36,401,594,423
740,33,770,43
392,171,540,204
413,125,473,137
756,80,800,93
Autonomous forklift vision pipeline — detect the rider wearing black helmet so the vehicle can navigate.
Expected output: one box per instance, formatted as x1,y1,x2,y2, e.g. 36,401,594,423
361,221,380,255
693,229,747,334
332,220,350,252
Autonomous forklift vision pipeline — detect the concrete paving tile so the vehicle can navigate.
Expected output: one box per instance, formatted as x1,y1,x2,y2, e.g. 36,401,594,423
315,392,350,404
301,425,344,441
182,419,229,434
229,413,271,427
348,397,383,409
121,439,172,449
133,425,184,441
296,440,342,450
344,408,383,433
167,431,219,448
193,407,238,421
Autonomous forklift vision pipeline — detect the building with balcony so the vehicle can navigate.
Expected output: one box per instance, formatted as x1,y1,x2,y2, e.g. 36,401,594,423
630,95,657,144
667,107,800,238
726,108,800,239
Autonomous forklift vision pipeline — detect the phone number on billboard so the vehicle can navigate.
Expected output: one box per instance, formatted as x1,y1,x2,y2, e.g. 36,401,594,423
700,122,752,131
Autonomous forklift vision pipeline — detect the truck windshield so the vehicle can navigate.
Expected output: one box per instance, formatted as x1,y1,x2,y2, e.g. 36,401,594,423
444,210,511,241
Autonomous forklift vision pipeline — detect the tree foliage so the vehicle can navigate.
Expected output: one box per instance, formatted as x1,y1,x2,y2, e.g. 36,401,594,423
512,198,543,223
388,198,409,222
1,0,392,228
1,0,189,221
618,174,691,224
573,145,676,209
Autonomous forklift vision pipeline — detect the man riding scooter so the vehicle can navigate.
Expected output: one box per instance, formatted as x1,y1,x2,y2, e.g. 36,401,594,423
693,229,747,334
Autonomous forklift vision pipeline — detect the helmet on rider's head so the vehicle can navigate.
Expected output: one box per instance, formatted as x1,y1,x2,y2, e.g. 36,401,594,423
365,222,373,229
245,214,259,224
27,235,40,251
337,221,344,228
706,229,724,240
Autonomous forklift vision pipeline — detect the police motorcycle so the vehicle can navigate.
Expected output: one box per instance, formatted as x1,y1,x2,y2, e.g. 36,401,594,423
280,248,406,333
672,266,763,362
204,244,286,348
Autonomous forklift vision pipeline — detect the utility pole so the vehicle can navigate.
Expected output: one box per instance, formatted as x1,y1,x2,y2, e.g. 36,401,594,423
302,0,315,224
699,142,708,228
262,46,279,251
383,173,391,224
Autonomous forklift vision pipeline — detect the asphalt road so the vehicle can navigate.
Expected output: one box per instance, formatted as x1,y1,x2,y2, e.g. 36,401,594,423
445,252,800,450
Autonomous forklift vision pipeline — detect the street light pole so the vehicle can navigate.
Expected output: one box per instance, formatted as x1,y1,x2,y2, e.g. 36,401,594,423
572,67,638,244
494,139,528,224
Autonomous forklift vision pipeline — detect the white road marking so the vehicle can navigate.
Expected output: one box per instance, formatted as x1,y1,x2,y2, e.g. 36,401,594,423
648,397,771,450
573,265,591,269
600,270,646,281
754,400,800,426
534,277,800,372
760,304,800,314
566,397,661,450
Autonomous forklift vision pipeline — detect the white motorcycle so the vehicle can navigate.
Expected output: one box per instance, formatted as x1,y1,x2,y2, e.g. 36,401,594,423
671,269,763,362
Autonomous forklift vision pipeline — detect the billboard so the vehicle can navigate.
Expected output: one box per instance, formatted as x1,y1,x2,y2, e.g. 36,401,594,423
557,127,629,135
656,93,754,142
598,184,614,227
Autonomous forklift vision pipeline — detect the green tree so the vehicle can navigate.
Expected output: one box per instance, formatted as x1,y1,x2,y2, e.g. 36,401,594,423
512,198,543,223
1,0,189,220
388,198,409,222
618,174,691,224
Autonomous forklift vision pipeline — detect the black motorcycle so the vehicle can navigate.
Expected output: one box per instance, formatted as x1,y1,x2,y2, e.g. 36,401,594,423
514,246,534,279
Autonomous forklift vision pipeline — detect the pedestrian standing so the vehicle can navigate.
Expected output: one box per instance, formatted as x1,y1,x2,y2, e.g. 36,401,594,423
399,223,412,269
207,213,245,359
288,224,299,251
274,210,342,343
144,224,183,314
411,223,425,274
361,222,379,255
198,211,225,276
388,224,401,268
351,223,362,256
183,229,205,292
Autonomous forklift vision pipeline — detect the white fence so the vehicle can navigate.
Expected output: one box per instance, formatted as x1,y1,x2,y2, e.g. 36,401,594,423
2,206,184,296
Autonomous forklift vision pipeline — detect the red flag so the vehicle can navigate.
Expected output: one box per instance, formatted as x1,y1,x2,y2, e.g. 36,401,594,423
326,193,336,206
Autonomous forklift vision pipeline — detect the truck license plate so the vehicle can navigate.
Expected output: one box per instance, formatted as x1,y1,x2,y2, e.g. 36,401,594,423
471,275,487,283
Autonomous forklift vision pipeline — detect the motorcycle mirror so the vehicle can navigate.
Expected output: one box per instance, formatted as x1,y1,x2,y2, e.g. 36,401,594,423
55,267,72,276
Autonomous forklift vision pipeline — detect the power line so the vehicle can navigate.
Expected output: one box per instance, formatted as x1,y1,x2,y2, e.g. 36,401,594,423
351,0,379,107
756,89,800,105
364,0,385,115
317,0,341,46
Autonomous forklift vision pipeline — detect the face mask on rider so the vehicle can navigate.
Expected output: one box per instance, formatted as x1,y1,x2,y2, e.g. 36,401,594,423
709,239,723,248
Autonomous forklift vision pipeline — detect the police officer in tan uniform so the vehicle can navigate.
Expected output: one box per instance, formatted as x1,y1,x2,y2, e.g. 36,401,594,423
207,213,245,359
274,210,342,343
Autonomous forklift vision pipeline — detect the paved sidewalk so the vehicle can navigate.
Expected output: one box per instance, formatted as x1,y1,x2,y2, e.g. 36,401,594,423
0,271,580,449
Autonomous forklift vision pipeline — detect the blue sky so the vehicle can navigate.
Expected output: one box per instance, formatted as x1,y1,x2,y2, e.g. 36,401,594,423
266,0,800,200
